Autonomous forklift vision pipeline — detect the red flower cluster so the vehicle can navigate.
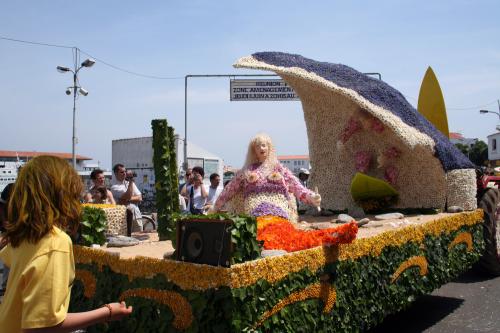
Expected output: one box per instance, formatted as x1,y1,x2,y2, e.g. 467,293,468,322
257,217,358,252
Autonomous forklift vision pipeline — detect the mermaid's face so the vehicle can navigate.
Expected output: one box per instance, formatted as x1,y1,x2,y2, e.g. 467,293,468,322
254,141,269,162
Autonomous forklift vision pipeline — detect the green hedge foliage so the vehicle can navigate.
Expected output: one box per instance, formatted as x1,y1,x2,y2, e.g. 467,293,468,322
152,119,179,241
79,206,107,246
70,223,483,332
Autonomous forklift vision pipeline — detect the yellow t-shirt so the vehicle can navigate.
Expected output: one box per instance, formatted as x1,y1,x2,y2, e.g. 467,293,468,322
0,226,75,332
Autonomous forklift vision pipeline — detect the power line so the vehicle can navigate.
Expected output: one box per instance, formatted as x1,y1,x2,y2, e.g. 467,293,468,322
1,35,182,80
0,35,498,101
79,49,183,80
0,35,74,49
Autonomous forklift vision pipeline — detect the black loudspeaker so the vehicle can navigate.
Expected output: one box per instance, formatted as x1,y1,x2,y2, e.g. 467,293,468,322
176,219,233,267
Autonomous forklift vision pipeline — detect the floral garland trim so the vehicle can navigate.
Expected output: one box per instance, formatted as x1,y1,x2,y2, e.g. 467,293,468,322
391,256,428,283
448,232,473,252
254,282,336,328
120,288,193,330
339,210,483,259
75,269,97,298
74,210,483,291
74,246,231,291
82,203,117,209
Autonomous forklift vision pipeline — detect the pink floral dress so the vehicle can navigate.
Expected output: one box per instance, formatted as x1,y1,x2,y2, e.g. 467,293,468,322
215,163,315,222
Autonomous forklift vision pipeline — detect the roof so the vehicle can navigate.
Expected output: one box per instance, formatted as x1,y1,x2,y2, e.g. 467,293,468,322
277,155,309,160
185,141,221,160
487,132,500,138
449,132,464,139
0,150,91,161
235,52,474,171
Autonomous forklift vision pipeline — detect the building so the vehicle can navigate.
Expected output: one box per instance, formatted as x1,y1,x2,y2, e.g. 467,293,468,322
0,150,94,192
78,162,113,190
487,132,500,167
0,150,91,169
112,136,224,199
277,155,310,175
449,132,478,148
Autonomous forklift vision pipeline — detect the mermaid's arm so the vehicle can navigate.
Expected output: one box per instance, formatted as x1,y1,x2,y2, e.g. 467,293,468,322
282,166,316,204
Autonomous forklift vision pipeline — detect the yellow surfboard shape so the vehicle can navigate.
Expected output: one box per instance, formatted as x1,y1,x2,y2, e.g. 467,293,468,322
417,67,449,138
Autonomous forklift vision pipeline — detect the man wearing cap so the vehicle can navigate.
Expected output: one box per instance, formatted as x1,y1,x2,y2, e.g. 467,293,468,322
298,168,310,187
297,168,311,214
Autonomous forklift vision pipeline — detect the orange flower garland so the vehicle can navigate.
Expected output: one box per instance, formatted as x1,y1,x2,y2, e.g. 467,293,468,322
256,216,358,252
254,282,337,328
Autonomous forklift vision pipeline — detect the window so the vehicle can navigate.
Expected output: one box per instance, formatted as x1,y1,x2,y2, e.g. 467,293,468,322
204,159,219,179
187,158,204,169
494,139,497,151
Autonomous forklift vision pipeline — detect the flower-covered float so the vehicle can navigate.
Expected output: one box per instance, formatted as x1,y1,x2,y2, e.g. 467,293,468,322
68,52,495,332
234,52,477,213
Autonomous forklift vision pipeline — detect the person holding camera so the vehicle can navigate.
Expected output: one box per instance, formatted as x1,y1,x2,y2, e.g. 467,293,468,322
110,164,143,235
180,167,207,215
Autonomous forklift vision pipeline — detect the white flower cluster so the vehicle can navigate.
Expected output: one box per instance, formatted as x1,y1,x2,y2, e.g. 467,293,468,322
234,55,477,211
102,205,127,236
445,169,477,210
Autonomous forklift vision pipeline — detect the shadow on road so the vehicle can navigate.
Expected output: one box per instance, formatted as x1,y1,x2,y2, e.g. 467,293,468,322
368,295,463,333
452,268,497,284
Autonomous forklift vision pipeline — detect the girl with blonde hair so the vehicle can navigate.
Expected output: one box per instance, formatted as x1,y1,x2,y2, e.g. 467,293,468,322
214,133,320,221
0,156,132,333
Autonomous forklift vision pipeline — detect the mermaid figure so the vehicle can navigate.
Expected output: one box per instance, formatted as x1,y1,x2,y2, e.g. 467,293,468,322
213,133,321,222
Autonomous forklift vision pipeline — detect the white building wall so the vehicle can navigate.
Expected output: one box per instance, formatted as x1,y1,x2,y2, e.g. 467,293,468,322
278,158,311,175
112,136,224,196
487,132,500,162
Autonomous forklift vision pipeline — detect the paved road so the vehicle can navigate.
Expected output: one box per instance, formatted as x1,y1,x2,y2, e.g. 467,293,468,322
369,269,500,333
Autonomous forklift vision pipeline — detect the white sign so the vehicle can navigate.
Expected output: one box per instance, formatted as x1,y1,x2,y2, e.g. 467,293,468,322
230,79,299,101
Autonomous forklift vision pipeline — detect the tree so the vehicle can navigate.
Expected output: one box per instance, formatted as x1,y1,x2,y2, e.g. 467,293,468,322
454,143,470,156
454,140,488,166
469,140,488,166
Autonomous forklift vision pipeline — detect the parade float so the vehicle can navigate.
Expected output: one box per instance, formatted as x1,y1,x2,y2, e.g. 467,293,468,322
69,52,499,332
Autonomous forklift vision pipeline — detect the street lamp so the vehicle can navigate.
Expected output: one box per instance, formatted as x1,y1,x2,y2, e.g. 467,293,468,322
57,57,95,168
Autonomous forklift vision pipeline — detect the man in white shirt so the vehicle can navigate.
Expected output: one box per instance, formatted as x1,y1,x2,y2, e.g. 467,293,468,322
110,164,143,235
204,173,222,212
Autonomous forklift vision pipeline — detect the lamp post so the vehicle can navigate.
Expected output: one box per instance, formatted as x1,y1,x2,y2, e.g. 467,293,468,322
57,55,95,168
479,99,500,132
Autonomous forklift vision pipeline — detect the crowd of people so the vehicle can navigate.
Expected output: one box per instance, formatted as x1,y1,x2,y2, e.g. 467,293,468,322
178,166,223,215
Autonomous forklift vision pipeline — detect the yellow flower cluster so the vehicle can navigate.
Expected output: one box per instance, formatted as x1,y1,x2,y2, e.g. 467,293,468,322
82,203,117,209
448,232,473,252
338,209,483,259
391,256,428,283
75,269,97,298
73,210,483,291
74,246,231,291
254,282,336,328
120,288,193,330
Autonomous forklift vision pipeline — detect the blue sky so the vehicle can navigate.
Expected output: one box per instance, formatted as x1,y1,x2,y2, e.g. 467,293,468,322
1,1,499,168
